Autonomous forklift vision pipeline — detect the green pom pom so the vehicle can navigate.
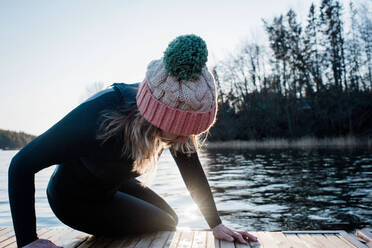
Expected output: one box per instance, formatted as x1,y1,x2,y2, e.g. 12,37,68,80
163,34,208,81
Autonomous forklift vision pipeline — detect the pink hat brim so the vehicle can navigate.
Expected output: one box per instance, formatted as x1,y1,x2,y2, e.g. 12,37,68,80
136,79,217,136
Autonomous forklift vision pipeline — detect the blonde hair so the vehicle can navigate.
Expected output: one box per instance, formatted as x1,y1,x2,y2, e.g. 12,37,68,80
96,104,208,175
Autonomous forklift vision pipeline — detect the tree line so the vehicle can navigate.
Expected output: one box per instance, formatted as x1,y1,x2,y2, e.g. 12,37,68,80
0,129,36,150
209,0,372,141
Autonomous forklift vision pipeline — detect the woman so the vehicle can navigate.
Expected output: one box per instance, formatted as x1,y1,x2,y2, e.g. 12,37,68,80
8,34,258,248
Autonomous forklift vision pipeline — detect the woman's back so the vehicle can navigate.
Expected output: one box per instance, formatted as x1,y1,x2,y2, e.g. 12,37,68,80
8,83,140,246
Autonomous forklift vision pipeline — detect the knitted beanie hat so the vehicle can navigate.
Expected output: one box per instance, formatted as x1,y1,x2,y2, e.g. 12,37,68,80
136,34,218,137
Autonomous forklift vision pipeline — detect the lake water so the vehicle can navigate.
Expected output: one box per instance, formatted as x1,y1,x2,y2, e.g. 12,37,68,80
1,148,371,232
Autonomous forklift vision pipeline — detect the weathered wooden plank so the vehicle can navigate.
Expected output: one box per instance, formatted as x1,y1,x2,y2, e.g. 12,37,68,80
134,232,156,248
235,238,251,248
357,229,372,245
149,231,171,248
339,231,368,248
105,234,140,248
311,234,337,248
286,230,366,248
37,227,59,242
49,228,86,248
324,234,353,248
233,232,261,248
220,238,234,248
235,238,259,248
75,235,107,248
283,230,345,234
191,231,207,248
0,228,86,248
284,233,315,248
64,238,89,248
253,232,277,248
245,232,261,248
39,227,71,241
235,240,247,248
92,238,112,248
90,236,115,248
0,228,14,242
56,229,89,248
206,231,218,248
0,228,51,248
270,232,294,247
166,231,181,248
297,234,326,248
250,232,266,248
0,232,16,248
0,240,17,248
0,228,14,238
35,228,68,247
178,231,194,248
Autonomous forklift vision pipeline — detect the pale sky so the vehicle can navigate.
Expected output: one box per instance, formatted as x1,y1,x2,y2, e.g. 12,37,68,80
0,0,352,136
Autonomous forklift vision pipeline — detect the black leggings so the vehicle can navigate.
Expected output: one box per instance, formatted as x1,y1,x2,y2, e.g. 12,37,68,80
47,178,178,236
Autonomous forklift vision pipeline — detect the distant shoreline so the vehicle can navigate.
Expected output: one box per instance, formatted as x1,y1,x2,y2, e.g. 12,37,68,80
1,135,371,151
205,136,372,149
0,128,36,150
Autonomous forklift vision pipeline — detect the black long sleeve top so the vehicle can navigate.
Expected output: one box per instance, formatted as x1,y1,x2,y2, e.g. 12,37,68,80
8,82,222,247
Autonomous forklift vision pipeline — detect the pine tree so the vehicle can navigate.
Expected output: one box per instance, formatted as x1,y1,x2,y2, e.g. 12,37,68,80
358,3,372,89
264,15,290,95
264,15,294,137
346,2,363,91
286,9,311,97
304,3,323,93
320,0,346,91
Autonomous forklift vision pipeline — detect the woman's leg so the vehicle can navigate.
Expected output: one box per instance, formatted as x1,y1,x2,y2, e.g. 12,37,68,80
117,178,178,225
48,189,177,237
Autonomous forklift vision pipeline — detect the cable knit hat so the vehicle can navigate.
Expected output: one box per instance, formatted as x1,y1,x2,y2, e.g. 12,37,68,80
136,34,218,137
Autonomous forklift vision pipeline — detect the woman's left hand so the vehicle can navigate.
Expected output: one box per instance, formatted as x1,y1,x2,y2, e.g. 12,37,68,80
212,223,258,245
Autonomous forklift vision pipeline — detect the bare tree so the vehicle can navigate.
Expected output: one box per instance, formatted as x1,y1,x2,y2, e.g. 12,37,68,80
79,81,106,103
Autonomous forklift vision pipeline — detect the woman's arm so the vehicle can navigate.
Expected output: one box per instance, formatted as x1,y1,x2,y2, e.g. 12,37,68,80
169,148,258,244
8,91,118,247
169,147,222,228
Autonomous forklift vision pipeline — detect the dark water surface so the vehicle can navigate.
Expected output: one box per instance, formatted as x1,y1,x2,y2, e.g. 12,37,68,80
205,148,372,232
0,148,371,232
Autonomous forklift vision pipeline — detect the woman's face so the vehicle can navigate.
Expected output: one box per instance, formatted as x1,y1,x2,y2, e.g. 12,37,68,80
160,130,189,143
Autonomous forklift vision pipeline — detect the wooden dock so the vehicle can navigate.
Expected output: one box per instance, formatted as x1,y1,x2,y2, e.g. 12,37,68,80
1,227,371,248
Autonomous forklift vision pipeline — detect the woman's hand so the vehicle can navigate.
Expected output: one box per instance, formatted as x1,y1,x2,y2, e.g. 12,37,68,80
23,239,63,248
212,223,258,245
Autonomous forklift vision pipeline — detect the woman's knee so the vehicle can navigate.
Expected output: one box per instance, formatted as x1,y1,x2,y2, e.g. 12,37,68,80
155,217,177,232
137,207,178,232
